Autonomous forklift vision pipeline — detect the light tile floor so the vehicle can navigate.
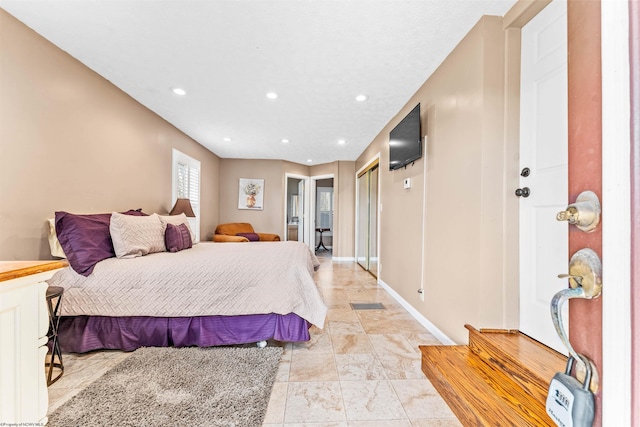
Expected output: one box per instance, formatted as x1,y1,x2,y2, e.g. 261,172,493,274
47,251,462,427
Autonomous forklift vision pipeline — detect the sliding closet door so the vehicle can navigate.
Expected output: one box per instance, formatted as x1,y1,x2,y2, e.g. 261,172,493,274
368,166,379,277
357,172,369,269
356,162,379,277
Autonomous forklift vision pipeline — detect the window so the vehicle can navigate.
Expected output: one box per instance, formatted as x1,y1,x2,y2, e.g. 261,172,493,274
172,149,201,241
317,187,333,229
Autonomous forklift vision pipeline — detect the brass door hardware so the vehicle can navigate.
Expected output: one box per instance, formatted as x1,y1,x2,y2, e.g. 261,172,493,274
556,190,601,232
550,248,602,392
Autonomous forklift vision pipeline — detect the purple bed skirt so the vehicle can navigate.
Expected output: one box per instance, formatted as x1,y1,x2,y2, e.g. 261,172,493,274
58,313,311,353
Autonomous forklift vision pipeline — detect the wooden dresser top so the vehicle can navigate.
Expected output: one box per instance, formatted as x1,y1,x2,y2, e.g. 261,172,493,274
0,260,68,283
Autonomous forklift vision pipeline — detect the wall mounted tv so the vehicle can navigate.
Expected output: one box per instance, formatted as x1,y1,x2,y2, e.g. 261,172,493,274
389,103,422,171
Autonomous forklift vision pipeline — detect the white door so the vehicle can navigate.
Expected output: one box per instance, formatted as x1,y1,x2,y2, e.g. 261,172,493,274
519,0,569,354
298,180,306,243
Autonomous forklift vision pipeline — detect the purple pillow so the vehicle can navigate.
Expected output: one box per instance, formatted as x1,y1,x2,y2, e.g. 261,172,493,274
55,209,148,276
121,208,147,217
165,223,193,252
236,232,260,242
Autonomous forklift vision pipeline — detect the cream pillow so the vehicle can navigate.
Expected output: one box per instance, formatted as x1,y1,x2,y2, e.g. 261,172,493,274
110,212,165,258
47,218,67,259
159,213,196,243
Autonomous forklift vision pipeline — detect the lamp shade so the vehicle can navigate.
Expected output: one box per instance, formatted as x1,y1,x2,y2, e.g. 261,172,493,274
169,198,196,217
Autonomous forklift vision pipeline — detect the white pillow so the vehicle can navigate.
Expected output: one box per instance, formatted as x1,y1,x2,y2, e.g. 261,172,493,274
47,218,67,259
159,213,196,243
110,212,165,258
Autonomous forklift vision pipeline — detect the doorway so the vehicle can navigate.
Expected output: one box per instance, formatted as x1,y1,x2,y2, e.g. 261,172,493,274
356,159,379,277
285,174,310,246
314,177,334,255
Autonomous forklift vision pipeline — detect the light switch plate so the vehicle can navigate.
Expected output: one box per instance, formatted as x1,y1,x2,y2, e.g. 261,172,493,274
404,178,411,189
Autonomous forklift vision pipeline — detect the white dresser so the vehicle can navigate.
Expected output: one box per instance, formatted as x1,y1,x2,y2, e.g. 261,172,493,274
0,261,67,425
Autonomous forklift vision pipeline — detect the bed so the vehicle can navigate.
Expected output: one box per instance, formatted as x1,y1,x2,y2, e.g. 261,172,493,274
46,212,327,353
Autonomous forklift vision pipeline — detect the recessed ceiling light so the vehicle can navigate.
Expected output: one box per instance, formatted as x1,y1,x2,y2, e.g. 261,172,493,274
307,159,313,163
223,137,231,142
266,92,278,99
355,94,367,102
337,139,346,145
281,139,290,143
172,87,186,96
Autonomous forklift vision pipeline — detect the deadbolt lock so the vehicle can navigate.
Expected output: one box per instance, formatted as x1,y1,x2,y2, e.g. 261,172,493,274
556,190,601,232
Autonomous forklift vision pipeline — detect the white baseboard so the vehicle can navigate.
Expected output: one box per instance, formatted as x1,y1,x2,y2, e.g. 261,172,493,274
378,278,456,345
331,257,355,262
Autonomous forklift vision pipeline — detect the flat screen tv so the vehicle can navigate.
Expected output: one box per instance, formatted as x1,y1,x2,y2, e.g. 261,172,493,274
389,103,422,171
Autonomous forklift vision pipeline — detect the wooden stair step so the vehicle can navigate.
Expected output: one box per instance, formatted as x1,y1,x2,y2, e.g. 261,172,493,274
465,325,567,404
420,345,555,427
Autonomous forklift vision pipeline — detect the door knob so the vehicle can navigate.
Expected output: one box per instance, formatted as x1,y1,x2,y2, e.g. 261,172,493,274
515,187,530,197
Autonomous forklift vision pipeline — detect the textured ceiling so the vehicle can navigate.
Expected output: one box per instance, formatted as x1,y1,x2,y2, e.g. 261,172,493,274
1,0,516,166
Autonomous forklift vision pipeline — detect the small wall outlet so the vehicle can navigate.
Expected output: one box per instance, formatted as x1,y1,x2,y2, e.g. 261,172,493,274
403,178,411,189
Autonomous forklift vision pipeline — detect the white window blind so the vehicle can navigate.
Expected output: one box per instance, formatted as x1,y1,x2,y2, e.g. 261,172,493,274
172,149,201,241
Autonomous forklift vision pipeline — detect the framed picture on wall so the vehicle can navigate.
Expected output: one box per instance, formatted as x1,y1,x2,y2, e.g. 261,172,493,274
238,178,264,210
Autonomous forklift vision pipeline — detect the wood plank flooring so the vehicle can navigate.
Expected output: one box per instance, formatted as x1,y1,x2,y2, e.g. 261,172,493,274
420,325,567,427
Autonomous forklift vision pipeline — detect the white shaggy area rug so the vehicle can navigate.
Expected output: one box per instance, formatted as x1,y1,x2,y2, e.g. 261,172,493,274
48,346,283,427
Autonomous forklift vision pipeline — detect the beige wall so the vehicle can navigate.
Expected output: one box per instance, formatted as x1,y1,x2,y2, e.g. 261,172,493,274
335,161,356,258
356,16,518,344
0,10,221,260
218,159,292,237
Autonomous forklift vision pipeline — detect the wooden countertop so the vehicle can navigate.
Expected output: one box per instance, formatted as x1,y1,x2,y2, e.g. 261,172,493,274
0,260,68,283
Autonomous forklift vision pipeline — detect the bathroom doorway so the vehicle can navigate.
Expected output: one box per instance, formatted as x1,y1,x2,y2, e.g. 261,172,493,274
285,174,310,247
